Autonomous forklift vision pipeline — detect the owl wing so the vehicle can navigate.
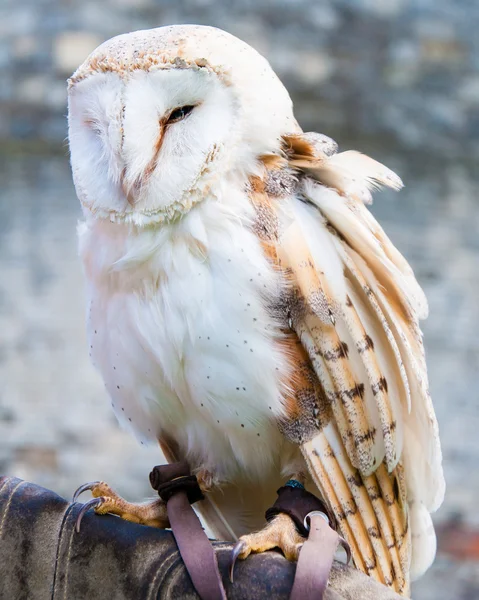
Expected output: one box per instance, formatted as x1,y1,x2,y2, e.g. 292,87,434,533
252,134,445,595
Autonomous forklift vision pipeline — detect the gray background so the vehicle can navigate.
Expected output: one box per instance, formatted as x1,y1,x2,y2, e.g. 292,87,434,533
1,1,478,598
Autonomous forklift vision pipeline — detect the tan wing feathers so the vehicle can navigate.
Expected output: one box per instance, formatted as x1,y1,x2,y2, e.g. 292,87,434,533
283,131,402,195
247,134,443,594
304,153,442,510
317,431,398,583
343,278,407,461
301,438,369,574
303,428,410,595
303,433,411,594
313,189,418,324
277,223,378,474
339,244,412,413
332,260,411,581
339,284,399,471
310,435,388,582
321,417,410,592
283,132,427,320
295,322,358,462
250,187,411,592
375,463,411,577
283,131,339,162
326,151,404,192
345,245,442,478
356,205,419,283
351,206,428,321
361,469,407,590
273,214,411,592
340,240,443,512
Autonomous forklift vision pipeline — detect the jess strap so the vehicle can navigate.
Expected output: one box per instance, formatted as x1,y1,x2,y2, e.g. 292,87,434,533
150,461,227,600
266,482,349,600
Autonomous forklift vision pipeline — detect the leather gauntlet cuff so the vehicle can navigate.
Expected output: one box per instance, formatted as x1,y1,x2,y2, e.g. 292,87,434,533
265,485,335,537
149,461,204,505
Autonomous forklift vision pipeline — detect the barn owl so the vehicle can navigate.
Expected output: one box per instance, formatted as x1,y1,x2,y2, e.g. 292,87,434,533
68,25,444,596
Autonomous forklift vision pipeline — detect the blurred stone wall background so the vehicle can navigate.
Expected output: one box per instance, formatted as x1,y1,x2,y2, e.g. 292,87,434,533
0,1,478,598
2,0,479,157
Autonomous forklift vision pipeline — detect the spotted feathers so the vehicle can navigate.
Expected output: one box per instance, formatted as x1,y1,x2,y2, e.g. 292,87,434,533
248,134,444,596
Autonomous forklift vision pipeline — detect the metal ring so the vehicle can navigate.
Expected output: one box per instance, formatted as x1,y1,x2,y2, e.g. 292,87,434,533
303,510,330,532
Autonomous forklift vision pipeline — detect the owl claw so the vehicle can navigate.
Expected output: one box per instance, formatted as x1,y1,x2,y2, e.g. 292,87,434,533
75,497,106,533
71,480,169,530
72,481,102,503
339,535,352,565
229,540,247,583
229,513,304,583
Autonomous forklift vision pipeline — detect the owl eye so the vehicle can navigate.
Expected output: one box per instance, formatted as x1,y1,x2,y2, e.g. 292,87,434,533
166,105,195,125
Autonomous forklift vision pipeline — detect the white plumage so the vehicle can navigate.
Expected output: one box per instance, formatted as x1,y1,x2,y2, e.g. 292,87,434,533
68,24,444,596
78,185,294,481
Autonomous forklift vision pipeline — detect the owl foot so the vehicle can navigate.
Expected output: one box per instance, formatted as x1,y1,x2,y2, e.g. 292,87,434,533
229,513,304,582
72,481,169,533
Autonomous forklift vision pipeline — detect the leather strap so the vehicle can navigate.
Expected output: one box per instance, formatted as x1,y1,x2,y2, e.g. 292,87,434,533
290,514,340,600
265,482,343,600
266,485,335,537
150,460,191,487
166,492,227,600
150,463,227,600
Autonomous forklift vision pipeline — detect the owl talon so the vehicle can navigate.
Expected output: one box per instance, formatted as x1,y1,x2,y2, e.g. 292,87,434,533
71,480,169,530
75,497,106,533
229,513,304,581
72,481,101,503
229,540,247,583
339,535,352,565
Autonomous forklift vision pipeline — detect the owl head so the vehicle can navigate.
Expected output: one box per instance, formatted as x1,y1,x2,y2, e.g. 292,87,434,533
68,25,297,225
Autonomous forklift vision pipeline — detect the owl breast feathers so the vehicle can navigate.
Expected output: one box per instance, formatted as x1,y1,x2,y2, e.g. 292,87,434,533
68,25,444,597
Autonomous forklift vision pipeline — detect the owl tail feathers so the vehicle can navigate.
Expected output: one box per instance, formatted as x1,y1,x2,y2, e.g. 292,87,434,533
409,502,437,581
301,434,411,597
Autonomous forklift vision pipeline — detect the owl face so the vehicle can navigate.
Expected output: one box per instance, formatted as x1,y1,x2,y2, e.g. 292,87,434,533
69,66,237,222
68,25,297,225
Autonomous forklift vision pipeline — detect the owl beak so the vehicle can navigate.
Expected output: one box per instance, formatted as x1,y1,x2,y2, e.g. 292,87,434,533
120,168,139,206
120,124,164,206
125,185,138,206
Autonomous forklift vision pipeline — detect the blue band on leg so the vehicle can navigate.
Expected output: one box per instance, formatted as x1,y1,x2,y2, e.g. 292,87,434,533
284,479,305,490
